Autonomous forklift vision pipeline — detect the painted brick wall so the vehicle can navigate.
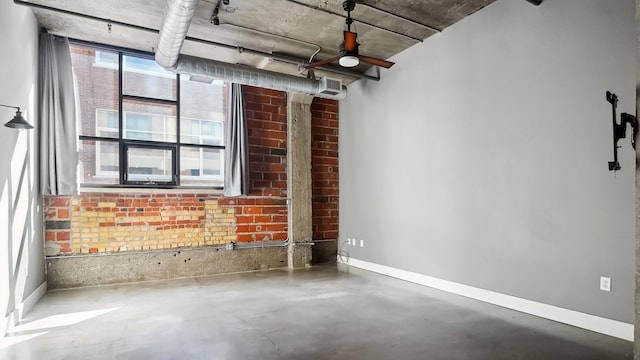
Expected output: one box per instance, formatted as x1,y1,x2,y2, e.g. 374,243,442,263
44,86,338,255
311,98,339,240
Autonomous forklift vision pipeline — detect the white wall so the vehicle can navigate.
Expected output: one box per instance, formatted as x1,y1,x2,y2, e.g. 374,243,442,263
0,2,44,337
340,0,636,323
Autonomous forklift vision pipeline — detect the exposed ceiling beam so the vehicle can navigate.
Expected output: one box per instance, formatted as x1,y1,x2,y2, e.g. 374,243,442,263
358,3,441,33
283,0,423,43
12,0,379,81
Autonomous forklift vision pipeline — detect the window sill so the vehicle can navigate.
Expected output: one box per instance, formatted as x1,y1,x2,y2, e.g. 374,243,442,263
79,186,224,195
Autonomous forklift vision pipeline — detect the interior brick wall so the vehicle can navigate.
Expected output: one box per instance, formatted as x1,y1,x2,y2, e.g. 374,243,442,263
44,85,339,256
311,98,339,240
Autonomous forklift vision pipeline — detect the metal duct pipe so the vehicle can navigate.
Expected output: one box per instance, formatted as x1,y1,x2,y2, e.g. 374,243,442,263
158,0,346,99
155,0,199,69
175,55,347,99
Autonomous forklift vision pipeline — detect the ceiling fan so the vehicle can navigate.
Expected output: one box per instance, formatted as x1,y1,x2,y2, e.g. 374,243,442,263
305,0,395,70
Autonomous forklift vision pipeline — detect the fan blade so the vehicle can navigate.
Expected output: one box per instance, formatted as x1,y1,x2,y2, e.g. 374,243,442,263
358,55,395,69
305,56,341,69
344,31,358,52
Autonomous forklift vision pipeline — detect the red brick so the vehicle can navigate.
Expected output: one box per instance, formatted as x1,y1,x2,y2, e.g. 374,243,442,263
60,242,72,253
56,231,70,241
50,197,70,207
243,207,263,215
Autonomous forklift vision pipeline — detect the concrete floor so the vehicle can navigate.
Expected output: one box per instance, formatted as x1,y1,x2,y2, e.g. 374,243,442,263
0,265,633,360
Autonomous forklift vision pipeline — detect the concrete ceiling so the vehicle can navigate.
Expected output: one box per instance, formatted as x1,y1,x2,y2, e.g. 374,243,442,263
16,0,496,84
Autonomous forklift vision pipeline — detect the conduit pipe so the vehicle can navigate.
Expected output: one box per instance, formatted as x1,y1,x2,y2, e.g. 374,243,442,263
157,0,347,99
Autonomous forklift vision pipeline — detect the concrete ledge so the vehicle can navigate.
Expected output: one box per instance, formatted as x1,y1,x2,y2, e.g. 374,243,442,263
46,247,288,289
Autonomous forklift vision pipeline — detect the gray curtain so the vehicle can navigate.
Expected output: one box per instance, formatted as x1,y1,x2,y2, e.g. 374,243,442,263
223,83,249,196
39,33,78,195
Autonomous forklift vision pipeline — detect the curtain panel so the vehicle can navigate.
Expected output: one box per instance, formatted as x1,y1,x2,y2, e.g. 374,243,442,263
223,83,249,196
38,33,78,195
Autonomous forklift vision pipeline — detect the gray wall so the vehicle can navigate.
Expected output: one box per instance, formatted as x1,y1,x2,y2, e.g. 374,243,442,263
0,2,44,337
340,0,636,323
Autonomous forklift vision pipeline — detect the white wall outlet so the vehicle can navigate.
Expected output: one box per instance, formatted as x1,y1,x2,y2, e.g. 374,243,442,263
600,276,611,292
360,239,364,247
347,238,351,245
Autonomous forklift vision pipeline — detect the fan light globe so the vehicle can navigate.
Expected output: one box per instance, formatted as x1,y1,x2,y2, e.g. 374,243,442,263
339,55,359,67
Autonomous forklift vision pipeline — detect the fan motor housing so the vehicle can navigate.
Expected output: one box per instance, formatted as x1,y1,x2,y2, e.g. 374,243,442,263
342,0,356,12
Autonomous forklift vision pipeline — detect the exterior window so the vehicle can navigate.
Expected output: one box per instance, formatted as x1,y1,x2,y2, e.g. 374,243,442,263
73,43,227,188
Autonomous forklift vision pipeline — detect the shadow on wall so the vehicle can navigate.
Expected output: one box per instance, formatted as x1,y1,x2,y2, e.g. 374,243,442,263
1,114,41,335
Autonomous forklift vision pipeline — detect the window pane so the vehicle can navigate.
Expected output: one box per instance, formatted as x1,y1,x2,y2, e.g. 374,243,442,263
123,99,176,142
71,45,119,137
95,109,118,138
180,118,224,146
122,55,177,100
127,147,173,182
180,79,226,145
180,147,224,186
79,140,119,185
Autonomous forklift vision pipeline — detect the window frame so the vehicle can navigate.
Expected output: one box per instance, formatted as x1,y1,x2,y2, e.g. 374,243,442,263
75,41,226,190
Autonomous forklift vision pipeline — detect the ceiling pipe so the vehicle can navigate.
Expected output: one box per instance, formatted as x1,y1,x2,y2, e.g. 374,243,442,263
176,55,346,100
155,0,199,69
13,0,377,81
158,0,347,99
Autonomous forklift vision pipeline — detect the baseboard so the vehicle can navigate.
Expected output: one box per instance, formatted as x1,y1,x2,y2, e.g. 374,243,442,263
342,257,633,341
16,281,47,321
2,281,47,338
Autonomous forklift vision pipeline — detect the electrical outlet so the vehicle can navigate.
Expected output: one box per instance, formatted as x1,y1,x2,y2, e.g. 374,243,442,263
600,277,611,292
360,239,364,247
347,238,351,245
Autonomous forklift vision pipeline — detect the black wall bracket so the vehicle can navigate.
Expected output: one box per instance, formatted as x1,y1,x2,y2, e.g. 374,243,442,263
606,91,637,171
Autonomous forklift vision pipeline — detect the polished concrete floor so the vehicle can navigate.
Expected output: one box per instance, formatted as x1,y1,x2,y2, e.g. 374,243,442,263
0,265,633,359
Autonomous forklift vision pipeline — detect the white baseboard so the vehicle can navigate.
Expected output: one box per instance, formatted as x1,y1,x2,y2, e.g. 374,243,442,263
3,281,47,337
342,257,633,341
16,281,47,321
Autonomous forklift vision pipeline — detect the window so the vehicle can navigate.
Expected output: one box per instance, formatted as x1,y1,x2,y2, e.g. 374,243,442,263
72,43,227,188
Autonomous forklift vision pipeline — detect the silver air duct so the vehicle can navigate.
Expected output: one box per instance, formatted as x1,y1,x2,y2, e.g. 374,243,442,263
155,0,199,69
156,0,347,99
176,55,347,100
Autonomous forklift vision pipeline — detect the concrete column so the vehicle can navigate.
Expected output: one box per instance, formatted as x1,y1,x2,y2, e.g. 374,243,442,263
287,93,314,269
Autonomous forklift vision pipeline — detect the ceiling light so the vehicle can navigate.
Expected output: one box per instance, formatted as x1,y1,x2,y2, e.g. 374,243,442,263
1,104,33,129
339,55,359,67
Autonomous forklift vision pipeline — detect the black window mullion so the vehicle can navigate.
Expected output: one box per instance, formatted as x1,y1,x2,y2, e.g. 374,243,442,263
122,94,177,106
118,51,125,184
176,73,181,186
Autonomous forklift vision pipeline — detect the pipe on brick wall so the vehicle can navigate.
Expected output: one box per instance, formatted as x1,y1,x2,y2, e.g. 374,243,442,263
157,0,347,99
235,240,289,249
